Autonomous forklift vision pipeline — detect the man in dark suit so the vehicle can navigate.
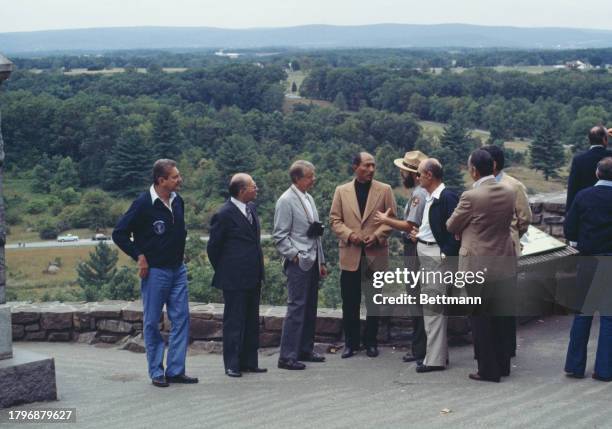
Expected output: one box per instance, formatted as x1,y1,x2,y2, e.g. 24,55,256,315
566,126,612,212
207,173,266,378
447,149,516,383
564,157,612,382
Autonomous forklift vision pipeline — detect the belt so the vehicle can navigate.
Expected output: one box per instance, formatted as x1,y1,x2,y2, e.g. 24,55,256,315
417,238,437,246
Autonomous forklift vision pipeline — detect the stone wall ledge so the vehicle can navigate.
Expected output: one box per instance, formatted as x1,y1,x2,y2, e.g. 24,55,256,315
8,301,430,348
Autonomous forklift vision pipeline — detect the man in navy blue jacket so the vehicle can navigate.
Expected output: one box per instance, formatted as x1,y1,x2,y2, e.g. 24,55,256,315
566,126,611,212
564,157,612,382
207,173,266,378
409,158,460,373
113,159,197,388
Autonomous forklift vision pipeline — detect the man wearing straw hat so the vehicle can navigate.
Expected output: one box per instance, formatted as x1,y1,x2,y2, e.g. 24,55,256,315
375,150,429,364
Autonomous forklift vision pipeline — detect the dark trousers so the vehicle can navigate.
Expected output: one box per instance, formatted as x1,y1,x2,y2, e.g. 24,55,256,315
470,277,515,380
341,262,379,348
279,261,320,360
565,315,612,379
405,238,426,359
222,289,260,371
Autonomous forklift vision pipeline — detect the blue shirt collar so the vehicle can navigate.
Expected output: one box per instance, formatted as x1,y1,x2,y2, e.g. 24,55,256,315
495,171,504,182
595,180,612,187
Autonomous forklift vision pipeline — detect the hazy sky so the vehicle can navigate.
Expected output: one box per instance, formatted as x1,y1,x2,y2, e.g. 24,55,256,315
2,0,612,33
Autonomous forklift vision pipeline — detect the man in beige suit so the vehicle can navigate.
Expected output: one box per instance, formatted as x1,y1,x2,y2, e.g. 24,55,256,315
330,152,397,358
482,145,531,256
483,145,531,359
447,149,517,383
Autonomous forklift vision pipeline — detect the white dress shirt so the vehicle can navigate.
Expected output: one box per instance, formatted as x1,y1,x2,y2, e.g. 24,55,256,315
230,197,248,219
150,185,176,212
416,183,446,242
291,184,315,220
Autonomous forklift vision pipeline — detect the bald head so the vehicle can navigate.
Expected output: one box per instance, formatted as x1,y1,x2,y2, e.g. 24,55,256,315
588,125,608,147
596,157,612,181
229,173,257,202
417,158,443,193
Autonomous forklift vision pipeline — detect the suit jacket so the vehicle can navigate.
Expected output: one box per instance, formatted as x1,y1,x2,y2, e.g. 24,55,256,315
446,178,516,279
564,184,612,255
566,146,612,212
329,179,397,271
428,187,461,257
273,186,325,272
207,200,264,291
499,172,532,256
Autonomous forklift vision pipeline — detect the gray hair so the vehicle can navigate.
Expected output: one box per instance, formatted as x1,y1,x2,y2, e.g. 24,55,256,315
152,159,177,185
289,160,315,183
597,157,612,181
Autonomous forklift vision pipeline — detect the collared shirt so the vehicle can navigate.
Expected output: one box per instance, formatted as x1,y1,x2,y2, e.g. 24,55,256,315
417,183,446,242
291,184,315,220
230,197,248,218
150,185,177,213
495,171,504,182
473,175,495,188
590,145,606,150
595,180,612,187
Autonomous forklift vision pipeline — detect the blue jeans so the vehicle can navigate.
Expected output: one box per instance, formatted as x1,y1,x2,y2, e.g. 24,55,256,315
565,315,612,379
141,264,190,379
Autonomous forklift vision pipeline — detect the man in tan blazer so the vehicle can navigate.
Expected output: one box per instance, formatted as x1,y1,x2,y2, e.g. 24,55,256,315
330,152,397,358
483,145,531,257
447,149,516,383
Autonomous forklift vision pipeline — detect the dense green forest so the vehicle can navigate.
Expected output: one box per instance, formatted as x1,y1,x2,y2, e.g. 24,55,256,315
2,49,610,306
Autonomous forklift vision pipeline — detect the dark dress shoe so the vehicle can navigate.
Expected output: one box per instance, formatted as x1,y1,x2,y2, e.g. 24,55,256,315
299,352,326,362
341,347,356,359
151,376,169,387
565,372,585,379
416,364,445,373
402,354,422,363
592,373,612,382
468,373,500,382
225,369,242,378
277,359,306,370
241,367,268,373
166,374,199,384
365,346,379,358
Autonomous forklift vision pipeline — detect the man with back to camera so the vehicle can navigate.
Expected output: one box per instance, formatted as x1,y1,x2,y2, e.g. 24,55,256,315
566,126,612,213
563,157,612,382
374,150,429,364
273,160,328,370
447,149,516,383
113,159,198,388
207,173,266,378
330,152,397,358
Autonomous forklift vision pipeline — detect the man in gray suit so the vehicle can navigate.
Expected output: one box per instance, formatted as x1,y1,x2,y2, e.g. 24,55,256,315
273,160,327,370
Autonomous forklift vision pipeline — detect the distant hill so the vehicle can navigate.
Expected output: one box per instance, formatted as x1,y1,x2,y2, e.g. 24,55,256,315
2,24,612,54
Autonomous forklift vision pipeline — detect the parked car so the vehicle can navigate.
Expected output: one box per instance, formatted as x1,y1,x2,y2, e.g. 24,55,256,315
91,233,109,241
57,234,79,242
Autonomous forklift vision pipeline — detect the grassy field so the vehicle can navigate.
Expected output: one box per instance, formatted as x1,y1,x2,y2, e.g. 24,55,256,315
6,245,134,301
285,69,307,93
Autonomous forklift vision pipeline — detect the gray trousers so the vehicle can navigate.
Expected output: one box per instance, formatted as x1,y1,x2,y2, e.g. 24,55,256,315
417,242,449,367
279,261,320,360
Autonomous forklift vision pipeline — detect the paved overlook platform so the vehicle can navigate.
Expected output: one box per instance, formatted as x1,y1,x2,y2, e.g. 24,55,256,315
2,316,612,429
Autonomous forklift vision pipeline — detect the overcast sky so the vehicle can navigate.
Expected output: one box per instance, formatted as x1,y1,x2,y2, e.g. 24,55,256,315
2,0,612,33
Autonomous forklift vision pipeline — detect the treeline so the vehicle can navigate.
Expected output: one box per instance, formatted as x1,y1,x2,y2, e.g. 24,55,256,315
12,47,612,72
301,66,612,148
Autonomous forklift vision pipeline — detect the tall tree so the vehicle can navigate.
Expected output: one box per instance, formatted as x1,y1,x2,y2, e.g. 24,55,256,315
440,119,473,163
152,106,182,160
76,241,118,301
102,127,153,196
430,146,465,193
53,156,80,189
215,134,258,186
529,119,565,181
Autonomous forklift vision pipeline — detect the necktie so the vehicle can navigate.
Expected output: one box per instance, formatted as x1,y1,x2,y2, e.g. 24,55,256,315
246,206,254,224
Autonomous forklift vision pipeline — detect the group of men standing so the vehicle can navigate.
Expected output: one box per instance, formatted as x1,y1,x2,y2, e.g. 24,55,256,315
111,124,611,387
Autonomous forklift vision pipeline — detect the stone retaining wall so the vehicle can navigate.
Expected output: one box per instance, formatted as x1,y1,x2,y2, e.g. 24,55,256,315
8,301,432,349
529,192,567,240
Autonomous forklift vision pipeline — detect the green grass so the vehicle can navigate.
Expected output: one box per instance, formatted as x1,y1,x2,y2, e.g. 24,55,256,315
285,70,307,93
